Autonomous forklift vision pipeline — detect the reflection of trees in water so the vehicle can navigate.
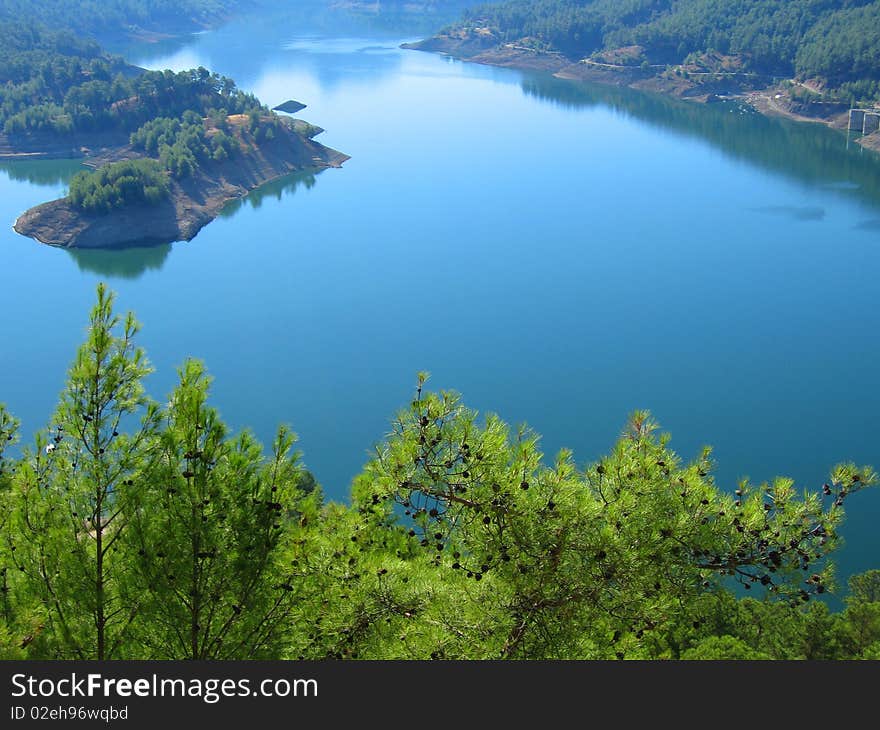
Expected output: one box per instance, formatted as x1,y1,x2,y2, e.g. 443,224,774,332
66,244,172,279
56,168,323,279
331,1,480,35
117,3,420,90
520,73,880,211
0,159,84,187
113,1,471,62
219,168,319,217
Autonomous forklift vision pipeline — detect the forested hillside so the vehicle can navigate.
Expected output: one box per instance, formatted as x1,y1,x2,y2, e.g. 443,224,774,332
0,26,264,138
0,0,239,38
452,0,880,101
0,16,300,216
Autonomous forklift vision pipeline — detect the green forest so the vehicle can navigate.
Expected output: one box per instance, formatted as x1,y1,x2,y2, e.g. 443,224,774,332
64,107,284,214
0,17,286,214
68,159,169,213
0,23,265,138
130,112,241,173
0,286,878,660
62,107,285,214
0,0,238,38
455,0,880,101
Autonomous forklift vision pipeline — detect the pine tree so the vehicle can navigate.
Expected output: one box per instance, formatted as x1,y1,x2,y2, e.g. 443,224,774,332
0,404,39,659
357,375,877,658
125,359,313,659
4,284,159,658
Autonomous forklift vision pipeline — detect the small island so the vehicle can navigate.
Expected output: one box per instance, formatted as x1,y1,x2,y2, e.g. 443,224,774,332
273,99,307,114
2,22,347,249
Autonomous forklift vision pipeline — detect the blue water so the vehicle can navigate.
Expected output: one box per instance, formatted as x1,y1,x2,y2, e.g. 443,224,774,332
2,6,880,591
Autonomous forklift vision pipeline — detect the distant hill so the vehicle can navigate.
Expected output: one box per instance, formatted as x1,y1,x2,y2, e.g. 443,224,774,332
431,0,880,103
0,0,240,39
0,2,348,249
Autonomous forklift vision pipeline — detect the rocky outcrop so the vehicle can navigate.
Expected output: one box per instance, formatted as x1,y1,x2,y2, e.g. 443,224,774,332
14,123,348,248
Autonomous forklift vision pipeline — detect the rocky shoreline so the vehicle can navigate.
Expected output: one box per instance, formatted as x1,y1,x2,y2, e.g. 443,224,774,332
13,121,348,249
403,36,880,151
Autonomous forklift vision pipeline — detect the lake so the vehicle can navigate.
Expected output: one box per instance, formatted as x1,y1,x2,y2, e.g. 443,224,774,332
2,4,880,591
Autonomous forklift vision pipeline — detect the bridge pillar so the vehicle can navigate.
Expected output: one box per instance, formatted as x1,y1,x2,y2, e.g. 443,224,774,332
850,109,866,131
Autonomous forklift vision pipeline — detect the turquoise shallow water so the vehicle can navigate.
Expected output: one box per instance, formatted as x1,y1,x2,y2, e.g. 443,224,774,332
2,6,880,591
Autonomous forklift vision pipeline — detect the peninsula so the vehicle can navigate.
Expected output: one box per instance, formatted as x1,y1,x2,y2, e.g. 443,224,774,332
13,115,348,249
2,14,348,249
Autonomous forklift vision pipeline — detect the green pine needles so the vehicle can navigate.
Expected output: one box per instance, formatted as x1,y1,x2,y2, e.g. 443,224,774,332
69,159,170,214
1,285,879,660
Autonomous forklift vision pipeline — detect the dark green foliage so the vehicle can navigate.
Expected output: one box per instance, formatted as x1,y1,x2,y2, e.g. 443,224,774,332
1,33,265,138
681,635,772,659
3,285,159,658
210,129,239,161
0,24,127,134
68,159,169,214
0,16,265,138
1,289,880,660
0,19,280,196
254,120,277,144
132,116,205,178
345,379,873,658
124,360,312,659
0,9,297,222
0,405,21,651
454,0,880,101
130,114,241,176
0,1,237,40
462,0,669,57
0,2,289,215
0,404,17,492
848,570,880,604
795,4,880,84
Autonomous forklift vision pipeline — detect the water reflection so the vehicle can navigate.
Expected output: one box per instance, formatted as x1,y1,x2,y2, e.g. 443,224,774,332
520,74,880,212
219,168,320,217
752,205,827,222
59,170,322,278
114,2,458,88
5,162,325,279
0,159,84,187
66,243,173,279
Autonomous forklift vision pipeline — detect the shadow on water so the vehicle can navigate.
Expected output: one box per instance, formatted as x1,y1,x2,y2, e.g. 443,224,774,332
751,205,826,221
63,169,323,279
1,158,173,281
520,74,880,213
65,243,173,279
4,162,324,280
0,159,84,187
219,168,320,217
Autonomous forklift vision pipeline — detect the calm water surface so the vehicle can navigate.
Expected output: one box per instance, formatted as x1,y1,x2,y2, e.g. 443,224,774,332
2,6,880,589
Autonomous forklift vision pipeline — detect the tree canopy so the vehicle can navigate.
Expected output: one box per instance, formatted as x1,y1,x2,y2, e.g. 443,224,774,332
0,28,266,139
0,0,238,40
453,0,880,101
0,14,288,209
1,286,879,660
68,159,169,213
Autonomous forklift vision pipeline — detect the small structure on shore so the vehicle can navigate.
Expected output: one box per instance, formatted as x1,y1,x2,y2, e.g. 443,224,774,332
849,108,880,134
